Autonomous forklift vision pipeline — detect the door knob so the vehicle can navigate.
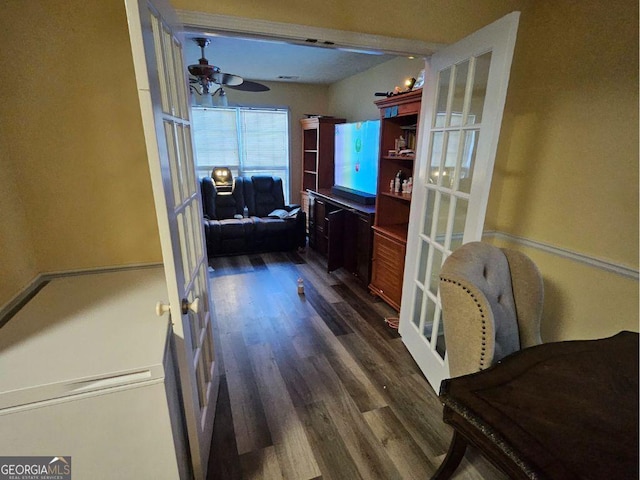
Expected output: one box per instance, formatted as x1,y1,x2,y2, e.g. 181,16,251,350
181,297,200,315
156,301,171,317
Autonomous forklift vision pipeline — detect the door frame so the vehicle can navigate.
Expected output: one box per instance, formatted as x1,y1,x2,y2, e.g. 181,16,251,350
175,11,443,58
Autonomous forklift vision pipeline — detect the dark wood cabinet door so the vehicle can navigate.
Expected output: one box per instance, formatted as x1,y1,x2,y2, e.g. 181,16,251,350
307,190,375,287
315,199,327,255
355,214,373,283
307,193,316,248
342,210,358,275
327,209,345,272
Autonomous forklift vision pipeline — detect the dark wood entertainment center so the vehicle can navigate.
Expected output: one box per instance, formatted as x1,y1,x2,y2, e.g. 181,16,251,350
304,90,422,306
307,189,375,287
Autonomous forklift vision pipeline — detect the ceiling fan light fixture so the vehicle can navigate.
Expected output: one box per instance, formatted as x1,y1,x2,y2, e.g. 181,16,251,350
187,37,269,97
212,88,228,107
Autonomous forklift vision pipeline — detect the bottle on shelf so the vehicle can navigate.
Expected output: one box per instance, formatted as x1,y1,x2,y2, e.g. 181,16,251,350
394,170,404,193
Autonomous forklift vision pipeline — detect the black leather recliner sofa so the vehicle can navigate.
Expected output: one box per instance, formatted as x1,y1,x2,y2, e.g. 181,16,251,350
200,175,306,256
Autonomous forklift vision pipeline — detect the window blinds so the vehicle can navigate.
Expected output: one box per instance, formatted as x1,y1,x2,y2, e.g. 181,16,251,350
191,107,290,201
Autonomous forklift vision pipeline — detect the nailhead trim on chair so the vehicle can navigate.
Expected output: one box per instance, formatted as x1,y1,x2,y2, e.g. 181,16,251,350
440,277,488,370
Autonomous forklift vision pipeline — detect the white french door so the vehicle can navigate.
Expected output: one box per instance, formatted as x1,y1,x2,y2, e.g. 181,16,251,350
399,13,520,392
125,0,218,478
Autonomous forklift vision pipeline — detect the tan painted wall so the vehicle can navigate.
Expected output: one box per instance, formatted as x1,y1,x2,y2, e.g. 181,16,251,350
0,158,38,303
485,0,638,339
487,0,638,267
0,1,162,308
327,57,426,121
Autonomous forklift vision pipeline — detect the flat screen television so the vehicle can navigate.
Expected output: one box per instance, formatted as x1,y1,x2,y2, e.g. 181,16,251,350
333,120,380,204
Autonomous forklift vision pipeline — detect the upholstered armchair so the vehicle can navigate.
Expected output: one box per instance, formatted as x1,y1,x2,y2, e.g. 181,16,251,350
439,241,544,378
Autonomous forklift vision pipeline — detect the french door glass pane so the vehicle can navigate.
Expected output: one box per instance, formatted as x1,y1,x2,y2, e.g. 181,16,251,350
428,131,444,184
412,286,424,328
423,189,436,236
150,14,169,114
434,193,450,241
185,204,197,274
450,60,470,127
417,240,430,285
444,131,461,188
451,197,468,251
164,121,181,207
429,247,444,296
467,51,492,126
459,130,479,194
176,211,189,288
176,124,189,203
434,67,451,128
435,310,446,359
422,296,437,341
162,27,179,117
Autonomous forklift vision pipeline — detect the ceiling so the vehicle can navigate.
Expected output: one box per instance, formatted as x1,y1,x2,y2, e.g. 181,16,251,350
183,34,399,85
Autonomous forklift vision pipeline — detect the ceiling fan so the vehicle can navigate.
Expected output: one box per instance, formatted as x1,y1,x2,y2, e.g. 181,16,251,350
187,37,270,103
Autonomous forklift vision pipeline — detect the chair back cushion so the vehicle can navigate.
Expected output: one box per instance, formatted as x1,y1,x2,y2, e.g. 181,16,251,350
439,241,521,377
200,176,246,220
244,176,285,217
217,177,246,219
200,177,217,220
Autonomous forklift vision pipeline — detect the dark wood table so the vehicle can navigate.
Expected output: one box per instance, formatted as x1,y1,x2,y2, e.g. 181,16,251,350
433,331,639,479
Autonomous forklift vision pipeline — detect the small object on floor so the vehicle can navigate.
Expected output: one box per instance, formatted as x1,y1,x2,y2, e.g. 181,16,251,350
297,278,305,295
385,317,399,329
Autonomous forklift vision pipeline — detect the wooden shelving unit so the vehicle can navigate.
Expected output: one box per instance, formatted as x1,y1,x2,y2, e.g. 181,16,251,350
368,89,422,311
299,117,345,228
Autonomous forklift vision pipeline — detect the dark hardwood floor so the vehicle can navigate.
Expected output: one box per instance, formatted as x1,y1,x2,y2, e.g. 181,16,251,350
206,249,506,480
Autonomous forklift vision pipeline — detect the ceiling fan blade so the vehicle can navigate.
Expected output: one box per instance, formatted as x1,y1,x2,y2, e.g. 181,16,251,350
211,72,243,86
227,80,270,92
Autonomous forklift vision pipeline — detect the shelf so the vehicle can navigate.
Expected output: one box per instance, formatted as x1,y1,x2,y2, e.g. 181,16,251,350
380,191,412,202
371,90,421,312
304,170,318,175
304,149,318,153
372,224,409,243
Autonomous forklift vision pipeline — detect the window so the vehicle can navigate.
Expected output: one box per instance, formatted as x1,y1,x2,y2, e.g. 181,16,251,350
191,106,290,201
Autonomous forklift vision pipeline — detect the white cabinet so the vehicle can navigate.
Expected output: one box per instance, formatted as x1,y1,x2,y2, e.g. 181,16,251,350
0,268,190,479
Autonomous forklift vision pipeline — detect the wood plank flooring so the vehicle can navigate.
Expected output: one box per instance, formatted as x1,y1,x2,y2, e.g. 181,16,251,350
206,249,507,480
